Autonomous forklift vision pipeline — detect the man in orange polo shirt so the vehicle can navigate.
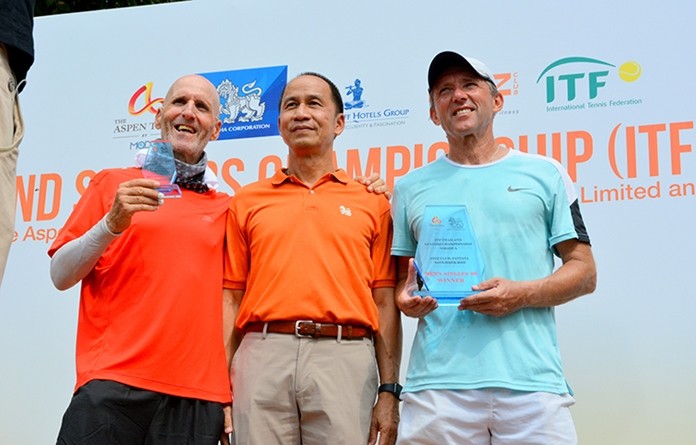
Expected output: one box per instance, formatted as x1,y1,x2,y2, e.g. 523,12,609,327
223,72,402,445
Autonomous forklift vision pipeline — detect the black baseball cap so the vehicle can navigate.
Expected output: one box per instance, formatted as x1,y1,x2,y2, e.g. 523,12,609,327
428,51,495,91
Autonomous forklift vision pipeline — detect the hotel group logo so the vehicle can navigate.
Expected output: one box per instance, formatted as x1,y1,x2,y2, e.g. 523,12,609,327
340,75,412,131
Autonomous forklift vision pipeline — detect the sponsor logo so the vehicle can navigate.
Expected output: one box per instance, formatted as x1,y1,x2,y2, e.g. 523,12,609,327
340,76,411,130
201,66,287,140
128,82,163,116
447,216,465,229
115,67,287,144
128,139,163,153
536,56,643,112
112,82,163,143
345,79,365,111
494,72,520,116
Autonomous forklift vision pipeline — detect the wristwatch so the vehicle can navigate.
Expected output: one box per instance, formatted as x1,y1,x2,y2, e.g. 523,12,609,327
378,383,403,400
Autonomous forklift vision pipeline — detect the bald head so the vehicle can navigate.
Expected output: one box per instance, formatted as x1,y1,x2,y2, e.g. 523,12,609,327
155,74,222,164
165,75,221,116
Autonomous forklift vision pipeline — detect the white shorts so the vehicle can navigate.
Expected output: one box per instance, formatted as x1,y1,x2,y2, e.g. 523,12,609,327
397,388,577,445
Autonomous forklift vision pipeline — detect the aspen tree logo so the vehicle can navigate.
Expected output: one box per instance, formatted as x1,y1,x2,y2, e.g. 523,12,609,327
128,82,163,116
112,81,163,141
536,56,643,112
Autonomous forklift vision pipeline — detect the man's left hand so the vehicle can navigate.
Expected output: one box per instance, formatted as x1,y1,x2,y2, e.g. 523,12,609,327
355,173,391,199
368,393,399,445
459,278,532,317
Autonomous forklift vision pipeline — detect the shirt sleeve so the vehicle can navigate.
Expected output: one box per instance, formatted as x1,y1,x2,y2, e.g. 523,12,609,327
48,170,113,257
371,198,397,289
390,182,417,257
223,196,250,290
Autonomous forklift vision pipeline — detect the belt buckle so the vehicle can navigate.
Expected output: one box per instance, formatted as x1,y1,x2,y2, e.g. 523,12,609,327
294,320,315,338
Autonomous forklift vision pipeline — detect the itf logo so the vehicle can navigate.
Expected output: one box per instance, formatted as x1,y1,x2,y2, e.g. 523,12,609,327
536,56,643,111
201,66,287,140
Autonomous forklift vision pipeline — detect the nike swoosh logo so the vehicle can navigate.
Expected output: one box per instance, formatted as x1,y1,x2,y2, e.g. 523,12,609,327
507,186,529,192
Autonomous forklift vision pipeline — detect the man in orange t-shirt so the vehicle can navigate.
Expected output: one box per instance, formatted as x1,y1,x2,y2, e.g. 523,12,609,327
49,75,232,445
223,72,402,445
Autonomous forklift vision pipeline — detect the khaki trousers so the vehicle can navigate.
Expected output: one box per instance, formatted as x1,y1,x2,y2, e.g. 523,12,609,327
0,43,25,287
232,331,379,445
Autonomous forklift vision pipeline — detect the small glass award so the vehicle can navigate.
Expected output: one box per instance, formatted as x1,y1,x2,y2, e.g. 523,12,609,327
142,140,182,198
413,205,485,306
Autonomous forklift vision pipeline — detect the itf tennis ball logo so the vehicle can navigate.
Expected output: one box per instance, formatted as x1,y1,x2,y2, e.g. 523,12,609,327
537,57,642,104
618,61,642,82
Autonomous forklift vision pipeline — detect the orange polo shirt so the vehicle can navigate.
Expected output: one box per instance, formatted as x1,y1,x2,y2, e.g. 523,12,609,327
223,168,395,332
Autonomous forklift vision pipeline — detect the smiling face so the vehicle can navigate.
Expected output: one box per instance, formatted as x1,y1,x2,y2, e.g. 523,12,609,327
155,75,222,164
429,67,503,141
278,74,345,157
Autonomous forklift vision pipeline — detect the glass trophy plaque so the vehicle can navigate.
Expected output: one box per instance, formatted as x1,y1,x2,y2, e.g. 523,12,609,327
413,205,485,306
142,140,182,198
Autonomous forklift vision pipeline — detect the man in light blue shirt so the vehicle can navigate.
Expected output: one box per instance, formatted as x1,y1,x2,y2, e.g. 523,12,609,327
391,51,597,444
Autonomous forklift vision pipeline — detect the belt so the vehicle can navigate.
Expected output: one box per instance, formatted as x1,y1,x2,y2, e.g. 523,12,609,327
245,320,372,340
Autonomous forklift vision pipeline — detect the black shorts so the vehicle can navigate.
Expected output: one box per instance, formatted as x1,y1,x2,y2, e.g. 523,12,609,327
56,380,224,445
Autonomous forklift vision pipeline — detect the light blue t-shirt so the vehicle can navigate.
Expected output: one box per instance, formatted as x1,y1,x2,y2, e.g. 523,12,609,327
392,150,586,395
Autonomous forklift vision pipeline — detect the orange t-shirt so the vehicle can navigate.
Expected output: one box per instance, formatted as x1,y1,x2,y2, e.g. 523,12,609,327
49,167,232,403
223,169,396,332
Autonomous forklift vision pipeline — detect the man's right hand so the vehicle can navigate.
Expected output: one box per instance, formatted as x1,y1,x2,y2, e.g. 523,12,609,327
105,178,163,233
396,258,438,318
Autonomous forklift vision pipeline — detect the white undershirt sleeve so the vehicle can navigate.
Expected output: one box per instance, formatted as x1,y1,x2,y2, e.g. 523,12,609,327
50,215,121,291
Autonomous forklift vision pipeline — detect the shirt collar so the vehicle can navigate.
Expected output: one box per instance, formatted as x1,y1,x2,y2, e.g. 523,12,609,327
271,168,350,186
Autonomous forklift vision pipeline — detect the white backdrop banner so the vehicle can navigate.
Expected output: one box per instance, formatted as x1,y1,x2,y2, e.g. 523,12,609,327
1,1,694,444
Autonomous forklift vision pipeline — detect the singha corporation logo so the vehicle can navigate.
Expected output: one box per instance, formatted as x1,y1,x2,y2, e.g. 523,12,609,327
447,216,465,230
217,79,266,124
201,66,287,140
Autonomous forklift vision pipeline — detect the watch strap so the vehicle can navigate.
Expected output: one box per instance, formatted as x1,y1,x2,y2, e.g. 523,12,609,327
378,383,403,400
